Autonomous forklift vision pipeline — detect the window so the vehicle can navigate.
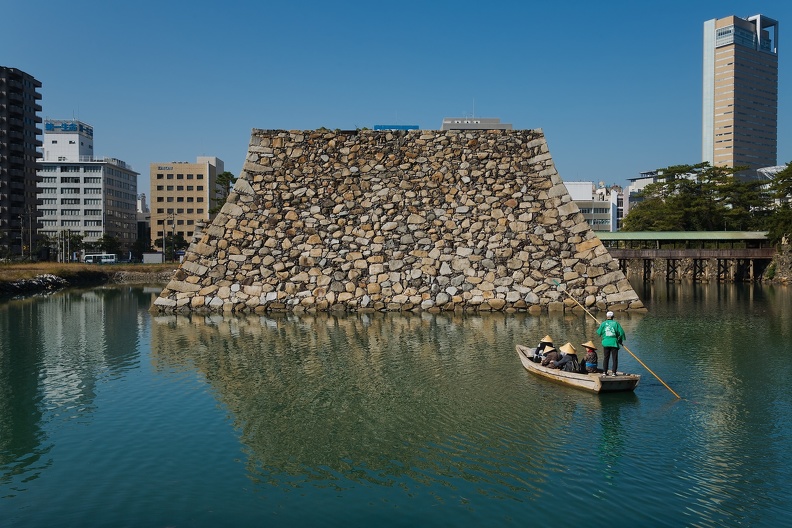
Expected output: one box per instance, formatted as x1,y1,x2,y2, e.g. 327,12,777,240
177,197,184,202
177,186,184,191
166,174,173,179
187,174,194,180
196,186,204,191
84,220,102,226
61,219,80,226
186,185,194,191
62,209,80,216
166,197,173,202
197,174,204,180
166,185,174,191
85,188,102,194
156,174,164,180
177,174,184,179
42,198,56,205
196,197,203,202
61,198,80,205
60,177,80,183
156,185,164,191
41,188,57,194
84,209,102,216
84,177,101,183
187,197,194,202
197,208,204,214
84,198,101,205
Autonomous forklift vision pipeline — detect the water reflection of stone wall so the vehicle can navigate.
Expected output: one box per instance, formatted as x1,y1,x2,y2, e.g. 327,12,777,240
150,312,599,487
154,129,642,314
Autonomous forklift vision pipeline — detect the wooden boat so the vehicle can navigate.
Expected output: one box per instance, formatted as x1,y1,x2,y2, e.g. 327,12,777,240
516,344,640,393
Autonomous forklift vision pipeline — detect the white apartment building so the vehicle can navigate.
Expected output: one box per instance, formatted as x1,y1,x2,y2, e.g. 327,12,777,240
566,181,622,232
36,119,138,255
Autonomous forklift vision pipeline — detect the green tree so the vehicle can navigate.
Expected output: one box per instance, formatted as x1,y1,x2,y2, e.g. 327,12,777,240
770,162,792,199
163,233,189,261
97,234,122,256
210,171,238,215
621,163,761,231
131,236,152,261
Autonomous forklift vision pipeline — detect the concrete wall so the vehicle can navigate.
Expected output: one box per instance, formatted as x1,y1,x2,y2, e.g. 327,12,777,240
153,129,643,314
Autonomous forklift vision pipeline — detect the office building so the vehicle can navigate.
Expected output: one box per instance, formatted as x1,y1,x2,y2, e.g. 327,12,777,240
149,157,225,248
37,119,139,257
702,14,779,169
0,66,42,257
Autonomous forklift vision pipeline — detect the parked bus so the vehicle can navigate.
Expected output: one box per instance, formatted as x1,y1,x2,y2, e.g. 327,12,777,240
83,253,117,264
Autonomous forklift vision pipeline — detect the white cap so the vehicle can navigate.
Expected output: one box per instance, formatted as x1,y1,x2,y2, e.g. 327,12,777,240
606,311,614,318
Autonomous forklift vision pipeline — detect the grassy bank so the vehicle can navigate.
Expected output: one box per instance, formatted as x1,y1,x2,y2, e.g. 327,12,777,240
0,262,177,283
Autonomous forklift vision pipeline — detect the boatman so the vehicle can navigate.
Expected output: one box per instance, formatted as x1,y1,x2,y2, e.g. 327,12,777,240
596,311,626,376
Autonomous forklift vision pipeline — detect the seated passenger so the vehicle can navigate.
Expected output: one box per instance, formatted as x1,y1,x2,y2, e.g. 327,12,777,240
540,346,559,367
550,343,580,372
581,340,599,373
533,335,554,362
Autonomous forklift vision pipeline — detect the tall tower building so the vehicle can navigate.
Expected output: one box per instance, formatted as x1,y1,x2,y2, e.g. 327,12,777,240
702,14,779,169
0,67,42,257
37,119,139,258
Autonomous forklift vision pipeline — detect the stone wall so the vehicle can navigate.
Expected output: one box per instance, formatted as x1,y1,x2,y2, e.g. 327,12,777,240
153,129,643,314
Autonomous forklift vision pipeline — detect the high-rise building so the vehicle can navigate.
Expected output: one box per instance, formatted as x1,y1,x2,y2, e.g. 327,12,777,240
37,119,139,258
0,66,42,257
702,14,779,169
149,156,225,249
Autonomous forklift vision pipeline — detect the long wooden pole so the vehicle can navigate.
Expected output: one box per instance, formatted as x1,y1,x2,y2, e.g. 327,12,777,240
552,280,681,399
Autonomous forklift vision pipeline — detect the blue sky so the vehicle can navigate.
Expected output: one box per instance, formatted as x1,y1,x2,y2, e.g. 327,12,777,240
3,0,790,195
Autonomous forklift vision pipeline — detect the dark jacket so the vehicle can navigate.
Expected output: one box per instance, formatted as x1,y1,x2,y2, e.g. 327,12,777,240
541,350,561,367
552,353,580,372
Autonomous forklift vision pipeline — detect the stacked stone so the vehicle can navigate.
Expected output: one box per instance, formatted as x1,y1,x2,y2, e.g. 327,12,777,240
153,129,644,313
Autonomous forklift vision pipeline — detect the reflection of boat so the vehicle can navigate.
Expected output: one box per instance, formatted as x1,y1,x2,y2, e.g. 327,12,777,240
516,344,640,393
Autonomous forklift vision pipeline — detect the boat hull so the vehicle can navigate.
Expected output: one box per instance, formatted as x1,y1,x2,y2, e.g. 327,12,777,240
516,344,640,393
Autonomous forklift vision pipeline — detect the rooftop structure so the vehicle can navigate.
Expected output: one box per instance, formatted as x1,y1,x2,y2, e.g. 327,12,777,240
441,117,512,131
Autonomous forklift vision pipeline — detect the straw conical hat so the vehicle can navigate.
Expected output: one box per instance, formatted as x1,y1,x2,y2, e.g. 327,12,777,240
540,335,553,343
559,342,577,355
581,340,597,349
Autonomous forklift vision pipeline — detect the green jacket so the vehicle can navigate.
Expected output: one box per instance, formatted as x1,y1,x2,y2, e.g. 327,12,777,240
597,319,625,348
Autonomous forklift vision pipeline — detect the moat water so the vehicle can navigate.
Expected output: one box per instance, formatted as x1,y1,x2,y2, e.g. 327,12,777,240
1,281,791,526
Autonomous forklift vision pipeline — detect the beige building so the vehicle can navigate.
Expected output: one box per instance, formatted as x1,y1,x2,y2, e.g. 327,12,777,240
149,156,224,249
702,14,778,169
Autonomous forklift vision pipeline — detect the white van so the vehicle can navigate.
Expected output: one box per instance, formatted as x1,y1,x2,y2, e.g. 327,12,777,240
83,253,117,264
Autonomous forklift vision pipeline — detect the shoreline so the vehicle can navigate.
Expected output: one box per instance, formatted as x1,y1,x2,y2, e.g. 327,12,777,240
0,264,176,298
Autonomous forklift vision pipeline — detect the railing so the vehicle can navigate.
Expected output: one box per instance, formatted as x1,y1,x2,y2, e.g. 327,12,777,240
608,248,776,259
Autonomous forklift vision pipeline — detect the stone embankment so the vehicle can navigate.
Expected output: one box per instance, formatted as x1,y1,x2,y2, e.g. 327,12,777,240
0,269,175,298
154,129,643,314
0,274,69,297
